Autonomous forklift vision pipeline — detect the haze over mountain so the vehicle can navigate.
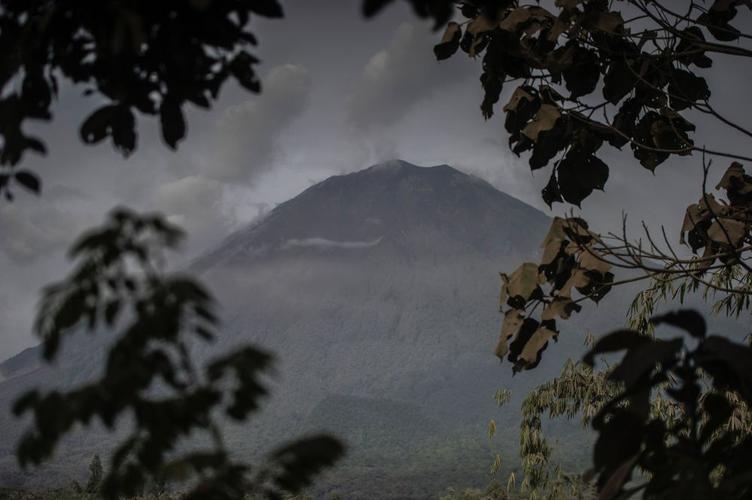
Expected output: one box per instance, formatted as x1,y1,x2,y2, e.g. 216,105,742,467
0,160,636,496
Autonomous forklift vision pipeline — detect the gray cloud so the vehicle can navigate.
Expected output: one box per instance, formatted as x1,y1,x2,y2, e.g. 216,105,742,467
210,64,312,184
346,22,467,130
0,207,65,263
151,175,230,253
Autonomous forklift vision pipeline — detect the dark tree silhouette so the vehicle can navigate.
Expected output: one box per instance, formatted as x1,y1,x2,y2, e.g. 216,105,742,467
586,310,752,499
367,0,752,206
2,3,346,498
14,208,344,499
0,0,283,197
360,2,752,497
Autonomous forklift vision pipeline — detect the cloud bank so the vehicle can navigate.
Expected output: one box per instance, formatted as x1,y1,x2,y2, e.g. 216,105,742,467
211,64,313,185
282,237,383,250
347,23,459,130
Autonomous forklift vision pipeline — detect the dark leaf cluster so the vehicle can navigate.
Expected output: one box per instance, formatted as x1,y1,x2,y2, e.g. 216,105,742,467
13,209,344,500
0,0,283,197
424,0,747,206
680,162,752,273
496,217,612,373
585,309,752,499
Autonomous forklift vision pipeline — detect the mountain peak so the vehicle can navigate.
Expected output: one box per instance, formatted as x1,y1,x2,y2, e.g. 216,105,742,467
366,159,421,170
193,161,549,268
364,159,449,172
304,160,507,202
360,159,468,180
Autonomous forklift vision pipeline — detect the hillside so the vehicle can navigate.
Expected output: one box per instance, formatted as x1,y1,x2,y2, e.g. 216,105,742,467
0,160,618,497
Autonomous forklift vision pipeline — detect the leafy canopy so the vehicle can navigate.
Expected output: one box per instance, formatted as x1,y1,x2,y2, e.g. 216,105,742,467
0,0,284,197
371,0,751,206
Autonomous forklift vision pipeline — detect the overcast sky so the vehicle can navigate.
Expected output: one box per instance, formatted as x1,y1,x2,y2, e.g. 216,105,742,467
1,0,751,360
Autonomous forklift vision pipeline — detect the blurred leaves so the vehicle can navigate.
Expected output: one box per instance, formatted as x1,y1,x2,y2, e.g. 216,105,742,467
585,310,752,499
14,209,344,499
0,0,283,198
262,437,345,500
434,22,462,60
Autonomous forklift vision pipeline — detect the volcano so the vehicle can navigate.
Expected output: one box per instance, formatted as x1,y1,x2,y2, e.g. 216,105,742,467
0,160,599,497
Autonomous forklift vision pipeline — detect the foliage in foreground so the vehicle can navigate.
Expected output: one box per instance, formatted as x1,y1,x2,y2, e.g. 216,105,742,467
11,209,344,499
411,2,752,497
0,0,287,196
423,0,750,204
586,310,752,499
441,476,594,500
0,491,315,500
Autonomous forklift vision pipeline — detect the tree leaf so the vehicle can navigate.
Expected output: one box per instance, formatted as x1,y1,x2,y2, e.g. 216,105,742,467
542,297,580,321
668,69,710,111
699,392,733,444
521,104,561,142
502,262,543,306
230,51,262,93
80,106,118,145
609,338,683,389
557,150,609,206
584,329,649,366
592,411,643,482
557,268,590,299
541,170,562,207
111,106,137,156
540,217,568,265
508,317,540,369
267,435,345,496
434,22,462,60
598,454,638,500
519,325,557,366
563,47,600,98
503,87,537,113
14,170,41,194
696,335,752,404
651,310,706,338
603,60,637,105
579,246,611,274
716,162,748,191
495,309,525,359
590,11,624,34
499,6,553,33
160,97,186,149
707,218,746,247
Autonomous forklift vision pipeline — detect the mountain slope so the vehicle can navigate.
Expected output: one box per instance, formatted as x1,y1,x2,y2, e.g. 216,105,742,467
0,160,597,497
190,160,558,418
